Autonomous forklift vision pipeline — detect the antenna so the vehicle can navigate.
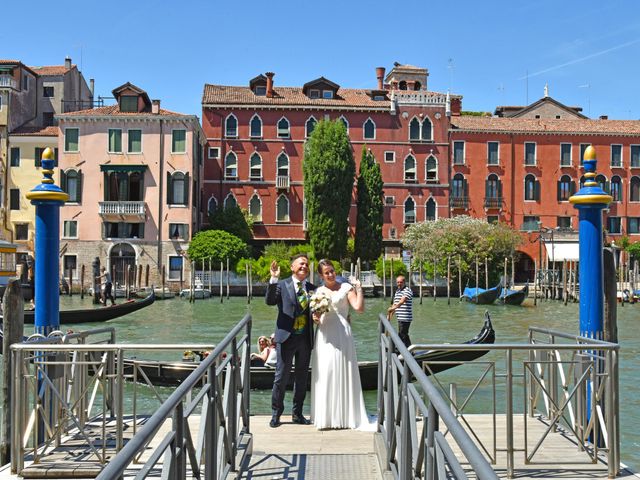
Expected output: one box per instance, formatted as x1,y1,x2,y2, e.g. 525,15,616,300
447,58,454,91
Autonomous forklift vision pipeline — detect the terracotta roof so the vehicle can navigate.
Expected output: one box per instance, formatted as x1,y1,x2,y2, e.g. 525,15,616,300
59,105,188,117
10,126,59,136
202,84,390,109
451,116,640,136
31,65,73,76
0,60,37,76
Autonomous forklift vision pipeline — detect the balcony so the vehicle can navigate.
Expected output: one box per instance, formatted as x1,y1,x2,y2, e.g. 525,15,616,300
0,76,17,89
276,175,290,190
484,197,503,209
99,201,146,220
449,196,469,209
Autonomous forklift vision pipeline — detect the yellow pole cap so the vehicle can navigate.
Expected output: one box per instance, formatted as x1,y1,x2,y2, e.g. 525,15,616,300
583,145,596,161
42,147,55,160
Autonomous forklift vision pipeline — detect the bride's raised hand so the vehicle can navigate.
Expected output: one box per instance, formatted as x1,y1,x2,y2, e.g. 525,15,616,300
348,276,362,290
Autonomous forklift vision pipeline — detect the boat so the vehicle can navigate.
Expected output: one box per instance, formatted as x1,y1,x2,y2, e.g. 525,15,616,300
19,291,155,324
462,285,502,305
122,314,495,390
135,286,174,300
500,284,529,306
179,288,211,299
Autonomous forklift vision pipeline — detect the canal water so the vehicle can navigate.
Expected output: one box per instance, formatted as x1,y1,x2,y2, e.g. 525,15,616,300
28,295,640,470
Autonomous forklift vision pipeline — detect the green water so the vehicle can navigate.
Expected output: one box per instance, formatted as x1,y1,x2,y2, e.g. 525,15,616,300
43,295,640,470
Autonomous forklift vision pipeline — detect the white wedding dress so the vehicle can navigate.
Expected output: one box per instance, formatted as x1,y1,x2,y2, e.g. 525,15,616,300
310,282,370,430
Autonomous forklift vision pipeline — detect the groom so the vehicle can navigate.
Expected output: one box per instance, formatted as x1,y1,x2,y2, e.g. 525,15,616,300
265,254,315,428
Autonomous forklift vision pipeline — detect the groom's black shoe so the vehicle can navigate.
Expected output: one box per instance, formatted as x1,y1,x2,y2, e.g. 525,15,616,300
291,414,311,425
269,416,281,428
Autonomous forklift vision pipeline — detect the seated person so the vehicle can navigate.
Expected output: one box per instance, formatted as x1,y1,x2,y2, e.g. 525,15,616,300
264,334,277,368
250,336,271,367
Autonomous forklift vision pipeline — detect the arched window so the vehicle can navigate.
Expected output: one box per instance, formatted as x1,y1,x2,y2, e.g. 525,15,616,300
277,152,289,177
249,152,262,180
421,117,432,141
225,114,237,138
409,118,420,141
557,175,574,201
596,174,608,193
207,196,217,216
224,193,237,209
249,194,262,222
404,197,416,224
426,198,436,221
452,173,466,199
167,171,189,205
524,174,538,201
305,116,317,137
404,155,416,183
61,168,82,203
399,80,407,90
363,118,376,140
129,172,143,201
631,176,640,202
339,116,349,133
277,117,290,138
224,151,237,179
250,114,262,138
276,194,289,222
426,156,437,181
414,81,422,91
611,176,622,202
485,174,502,208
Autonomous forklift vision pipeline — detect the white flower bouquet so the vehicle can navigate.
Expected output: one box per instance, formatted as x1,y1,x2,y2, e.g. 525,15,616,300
309,291,331,315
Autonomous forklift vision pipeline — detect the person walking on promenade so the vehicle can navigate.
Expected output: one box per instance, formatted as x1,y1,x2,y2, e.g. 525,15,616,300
265,254,316,428
387,275,413,347
96,266,116,306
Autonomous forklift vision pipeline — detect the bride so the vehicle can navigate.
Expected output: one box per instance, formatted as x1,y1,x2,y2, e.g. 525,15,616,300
310,259,369,429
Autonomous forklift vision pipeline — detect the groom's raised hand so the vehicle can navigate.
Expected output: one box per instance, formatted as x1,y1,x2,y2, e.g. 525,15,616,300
270,260,280,278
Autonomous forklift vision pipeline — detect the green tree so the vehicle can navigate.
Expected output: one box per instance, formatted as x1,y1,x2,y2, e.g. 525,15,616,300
208,204,253,244
354,146,384,264
303,120,355,259
375,256,407,279
187,230,248,269
627,241,640,262
402,216,522,286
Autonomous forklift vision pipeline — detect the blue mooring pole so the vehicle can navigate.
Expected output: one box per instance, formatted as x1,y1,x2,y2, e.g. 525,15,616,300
569,145,612,339
26,148,68,335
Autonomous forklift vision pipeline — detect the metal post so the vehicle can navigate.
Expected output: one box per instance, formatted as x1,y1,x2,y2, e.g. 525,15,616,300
226,257,230,300
506,349,514,478
382,254,387,299
26,148,68,336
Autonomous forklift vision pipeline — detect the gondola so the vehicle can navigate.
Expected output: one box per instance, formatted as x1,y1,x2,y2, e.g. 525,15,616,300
499,284,528,306
122,314,496,390
18,291,155,324
462,285,501,305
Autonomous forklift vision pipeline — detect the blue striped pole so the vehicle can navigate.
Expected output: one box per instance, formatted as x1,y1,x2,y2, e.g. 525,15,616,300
26,148,68,335
569,146,612,340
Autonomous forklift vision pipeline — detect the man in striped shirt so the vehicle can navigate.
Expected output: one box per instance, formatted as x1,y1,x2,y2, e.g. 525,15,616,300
388,275,413,347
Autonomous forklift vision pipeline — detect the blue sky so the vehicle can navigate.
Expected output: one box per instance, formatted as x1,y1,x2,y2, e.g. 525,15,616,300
5,0,640,119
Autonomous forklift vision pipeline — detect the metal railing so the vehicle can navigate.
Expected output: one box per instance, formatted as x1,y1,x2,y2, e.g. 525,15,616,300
99,200,146,216
449,196,469,209
377,313,499,479
483,197,503,209
0,76,17,89
388,325,620,479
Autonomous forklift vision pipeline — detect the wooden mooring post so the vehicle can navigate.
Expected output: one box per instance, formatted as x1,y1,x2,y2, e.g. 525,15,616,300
145,264,149,287
226,257,230,300
447,256,451,305
382,255,386,300
80,264,85,299
418,261,423,305
68,266,73,296
458,256,462,303
432,258,436,302
534,259,538,306
219,261,224,303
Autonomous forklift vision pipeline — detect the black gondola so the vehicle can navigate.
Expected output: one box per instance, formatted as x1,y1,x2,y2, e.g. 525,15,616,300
499,284,529,306
462,285,502,305
18,291,155,325
122,314,496,390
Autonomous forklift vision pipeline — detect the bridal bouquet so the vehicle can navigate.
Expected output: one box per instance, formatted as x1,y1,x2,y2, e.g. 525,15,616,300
309,291,331,315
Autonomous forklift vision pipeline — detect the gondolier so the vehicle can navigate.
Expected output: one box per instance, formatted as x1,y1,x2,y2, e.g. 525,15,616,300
388,275,413,347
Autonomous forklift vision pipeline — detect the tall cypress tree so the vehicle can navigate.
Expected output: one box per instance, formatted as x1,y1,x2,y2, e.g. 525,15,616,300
354,146,384,263
303,120,355,259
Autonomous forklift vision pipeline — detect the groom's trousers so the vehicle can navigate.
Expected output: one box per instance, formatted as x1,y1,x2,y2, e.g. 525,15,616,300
272,334,311,418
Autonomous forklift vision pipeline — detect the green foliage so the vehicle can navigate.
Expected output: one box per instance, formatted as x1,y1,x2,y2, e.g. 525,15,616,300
239,243,318,281
187,230,249,269
208,204,253,244
354,146,384,263
461,111,492,117
303,120,355,259
375,256,407,279
627,241,640,261
402,216,522,286
345,238,355,262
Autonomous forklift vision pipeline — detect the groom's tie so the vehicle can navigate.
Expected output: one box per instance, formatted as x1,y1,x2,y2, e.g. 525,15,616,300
297,283,308,310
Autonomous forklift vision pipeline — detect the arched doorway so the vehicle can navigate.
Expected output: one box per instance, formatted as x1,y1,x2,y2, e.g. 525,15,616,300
109,243,136,286
514,251,535,283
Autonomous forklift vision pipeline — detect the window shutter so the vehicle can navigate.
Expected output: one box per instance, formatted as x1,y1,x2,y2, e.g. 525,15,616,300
54,148,59,167
60,170,67,193
77,170,83,203
484,179,490,198
34,148,42,167
570,181,576,195
166,172,172,205
605,181,611,194
498,180,503,199
535,180,541,201
556,181,561,201
464,179,469,198
183,173,190,205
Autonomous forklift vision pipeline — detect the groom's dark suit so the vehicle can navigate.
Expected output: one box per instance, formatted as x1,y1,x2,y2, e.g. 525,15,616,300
265,276,316,420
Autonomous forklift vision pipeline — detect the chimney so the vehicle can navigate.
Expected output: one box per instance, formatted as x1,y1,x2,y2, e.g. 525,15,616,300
152,99,161,114
65,56,72,70
89,79,95,97
265,72,275,98
375,67,385,90
599,115,608,120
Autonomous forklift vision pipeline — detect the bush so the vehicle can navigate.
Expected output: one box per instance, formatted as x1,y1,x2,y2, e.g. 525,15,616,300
375,256,407,280
208,204,253,244
187,230,248,269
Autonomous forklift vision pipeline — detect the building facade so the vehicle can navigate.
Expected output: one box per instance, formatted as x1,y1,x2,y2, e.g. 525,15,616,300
57,83,205,289
201,64,461,248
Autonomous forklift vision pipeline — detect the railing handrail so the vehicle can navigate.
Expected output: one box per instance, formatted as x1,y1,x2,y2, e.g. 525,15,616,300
95,313,251,479
405,342,618,351
379,313,498,479
11,343,216,351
